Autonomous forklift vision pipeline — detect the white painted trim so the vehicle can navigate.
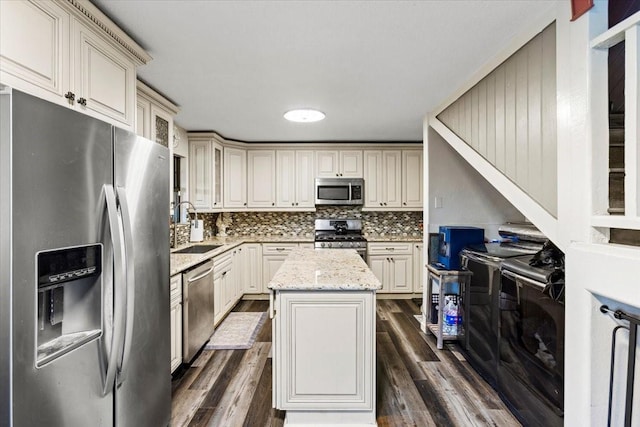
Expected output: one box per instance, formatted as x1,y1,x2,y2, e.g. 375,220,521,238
590,10,640,49
137,80,180,114
626,26,640,218
431,7,558,117
591,215,640,230
429,118,561,249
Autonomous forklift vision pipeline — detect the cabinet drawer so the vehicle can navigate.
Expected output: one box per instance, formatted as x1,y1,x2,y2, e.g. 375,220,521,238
214,252,232,275
262,243,299,255
170,274,182,301
367,242,413,255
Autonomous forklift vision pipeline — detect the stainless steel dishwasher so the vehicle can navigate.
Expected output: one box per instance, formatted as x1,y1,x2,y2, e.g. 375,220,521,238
182,259,215,363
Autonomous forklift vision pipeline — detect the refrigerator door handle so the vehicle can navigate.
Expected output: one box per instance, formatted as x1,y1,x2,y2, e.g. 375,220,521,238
103,184,127,396
116,186,135,386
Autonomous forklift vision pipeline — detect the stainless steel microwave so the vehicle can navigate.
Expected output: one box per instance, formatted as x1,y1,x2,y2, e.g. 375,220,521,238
315,178,364,205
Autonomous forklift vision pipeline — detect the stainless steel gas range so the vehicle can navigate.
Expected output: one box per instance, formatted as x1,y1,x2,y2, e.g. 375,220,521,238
314,218,367,259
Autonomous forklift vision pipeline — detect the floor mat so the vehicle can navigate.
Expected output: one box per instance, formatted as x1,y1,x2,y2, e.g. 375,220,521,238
204,312,267,350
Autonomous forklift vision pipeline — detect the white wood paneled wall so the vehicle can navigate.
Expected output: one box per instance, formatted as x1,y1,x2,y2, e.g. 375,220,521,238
437,23,557,217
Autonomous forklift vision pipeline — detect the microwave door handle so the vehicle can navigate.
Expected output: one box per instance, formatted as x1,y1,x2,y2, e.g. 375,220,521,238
102,185,127,396
116,186,135,386
349,182,352,200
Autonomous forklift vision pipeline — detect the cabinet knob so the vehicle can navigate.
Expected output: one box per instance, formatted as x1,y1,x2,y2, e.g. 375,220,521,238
64,91,75,103
379,202,383,206
383,202,387,206
336,173,339,177
243,202,247,206
272,202,275,206
295,202,299,206
78,97,87,106
403,202,407,206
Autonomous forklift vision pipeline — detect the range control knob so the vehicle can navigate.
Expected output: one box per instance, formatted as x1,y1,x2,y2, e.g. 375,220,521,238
320,242,326,248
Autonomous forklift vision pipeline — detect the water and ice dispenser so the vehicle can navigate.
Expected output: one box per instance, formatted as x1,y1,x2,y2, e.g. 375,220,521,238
36,244,103,367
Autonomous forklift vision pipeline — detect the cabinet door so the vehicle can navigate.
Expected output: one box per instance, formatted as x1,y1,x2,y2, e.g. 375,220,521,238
315,150,339,177
243,244,264,293
383,151,402,207
150,104,173,148
224,147,247,208
367,255,389,293
389,254,413,292
276,150,296,207
263,255,287,287
73,21,136,128
402,150,423,208
363,151,383,208
213,269,223,325
0,0,70,102
212,142,223,208
275,291,375,410
295,151,315,207
340,150,363,178
247,150,276,208
136,98,150,137
170,301,182,373
189,139,212,209
413,244,424,292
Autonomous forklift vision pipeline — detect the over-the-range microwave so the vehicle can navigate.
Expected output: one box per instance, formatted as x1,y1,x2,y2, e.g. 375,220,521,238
315,178,364,206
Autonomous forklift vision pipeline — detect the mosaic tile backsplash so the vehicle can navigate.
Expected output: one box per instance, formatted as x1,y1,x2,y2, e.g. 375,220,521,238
170,207,422,246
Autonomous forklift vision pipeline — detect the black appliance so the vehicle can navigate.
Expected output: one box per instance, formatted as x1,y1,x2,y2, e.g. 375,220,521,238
499,255,565,427
460,242,541,387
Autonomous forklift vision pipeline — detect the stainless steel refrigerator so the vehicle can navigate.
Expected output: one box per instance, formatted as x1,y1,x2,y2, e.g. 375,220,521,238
0,88,171,426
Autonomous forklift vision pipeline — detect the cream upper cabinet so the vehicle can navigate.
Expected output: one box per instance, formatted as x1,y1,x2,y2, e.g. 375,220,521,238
364,150,402,208
248,150,276,208
0,0,149,130
315,150,362,178
189,136,223,210
402,150,423,208
224,147,247,209
276,150,315,208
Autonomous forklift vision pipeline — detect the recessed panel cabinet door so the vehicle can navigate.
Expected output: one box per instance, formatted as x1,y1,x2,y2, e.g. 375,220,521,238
275,291,374,410
74,21,135,128
0,0,69,100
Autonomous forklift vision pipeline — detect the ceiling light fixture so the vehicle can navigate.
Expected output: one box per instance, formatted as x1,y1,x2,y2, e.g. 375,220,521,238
283,108,325,123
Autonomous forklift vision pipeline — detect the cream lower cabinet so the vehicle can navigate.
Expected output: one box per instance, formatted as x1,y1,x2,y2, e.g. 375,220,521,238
0,0,147,130
242,243,264,294
170,274,183,373
413,243,424,292
272,290,376,424
262,243,300,287
213,250,239,326
367,242,413,293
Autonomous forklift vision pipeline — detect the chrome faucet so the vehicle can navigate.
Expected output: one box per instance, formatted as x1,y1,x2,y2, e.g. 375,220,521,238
171,201,198,248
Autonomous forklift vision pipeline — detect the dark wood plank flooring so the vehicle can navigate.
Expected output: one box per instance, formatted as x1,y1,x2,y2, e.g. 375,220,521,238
171,299,520,427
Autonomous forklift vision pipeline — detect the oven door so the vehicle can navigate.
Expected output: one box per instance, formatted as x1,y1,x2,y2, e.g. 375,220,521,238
498,269,564,426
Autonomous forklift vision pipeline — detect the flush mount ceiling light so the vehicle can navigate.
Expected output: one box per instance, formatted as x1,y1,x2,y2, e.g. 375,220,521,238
283,108,325,123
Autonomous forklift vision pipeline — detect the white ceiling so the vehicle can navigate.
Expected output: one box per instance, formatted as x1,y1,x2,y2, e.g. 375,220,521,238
91,0,557,142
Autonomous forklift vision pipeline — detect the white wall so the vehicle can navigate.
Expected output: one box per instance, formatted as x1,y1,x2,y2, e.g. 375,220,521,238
426,126,525,240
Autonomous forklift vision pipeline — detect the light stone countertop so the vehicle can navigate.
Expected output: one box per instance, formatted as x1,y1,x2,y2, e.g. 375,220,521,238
170,235,314,276
267,248,382,291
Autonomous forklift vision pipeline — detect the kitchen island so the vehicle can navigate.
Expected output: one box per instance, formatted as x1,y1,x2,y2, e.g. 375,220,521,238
268,248,382,426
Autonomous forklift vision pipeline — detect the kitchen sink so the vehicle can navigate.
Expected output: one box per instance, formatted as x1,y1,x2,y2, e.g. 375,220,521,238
173,244,222,254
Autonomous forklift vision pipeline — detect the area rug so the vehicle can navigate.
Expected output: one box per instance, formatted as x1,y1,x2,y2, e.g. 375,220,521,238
205,312,267,350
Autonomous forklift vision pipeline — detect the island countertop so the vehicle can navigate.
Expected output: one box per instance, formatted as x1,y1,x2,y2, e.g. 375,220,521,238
267,248,382,291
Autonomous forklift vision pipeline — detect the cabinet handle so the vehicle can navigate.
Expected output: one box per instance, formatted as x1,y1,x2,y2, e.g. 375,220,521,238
385,247,395,251
64,91,75,103
276,247,285,251
78,97,87,106
222,271,227,276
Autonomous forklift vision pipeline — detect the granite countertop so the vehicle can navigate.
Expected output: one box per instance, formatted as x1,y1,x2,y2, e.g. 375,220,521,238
170,235,314,276
267,248,382,291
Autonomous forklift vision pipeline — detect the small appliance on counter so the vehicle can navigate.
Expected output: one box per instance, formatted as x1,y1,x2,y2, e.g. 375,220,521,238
437,226,485,270
190,219,204,242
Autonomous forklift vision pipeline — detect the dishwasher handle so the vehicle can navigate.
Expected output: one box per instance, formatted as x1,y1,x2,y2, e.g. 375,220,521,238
187,266,214,283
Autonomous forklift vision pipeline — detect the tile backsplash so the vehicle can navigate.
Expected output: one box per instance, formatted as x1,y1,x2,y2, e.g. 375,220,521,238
171,207,422,246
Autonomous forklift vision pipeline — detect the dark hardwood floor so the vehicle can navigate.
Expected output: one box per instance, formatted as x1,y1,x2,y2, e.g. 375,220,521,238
171,299,520,427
